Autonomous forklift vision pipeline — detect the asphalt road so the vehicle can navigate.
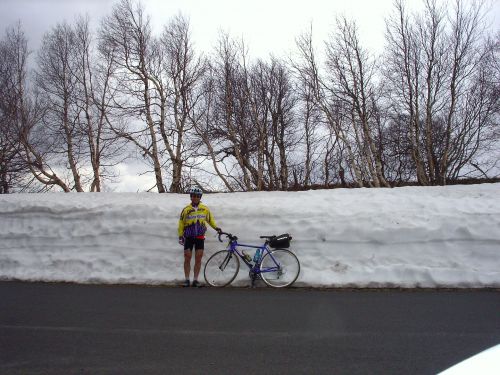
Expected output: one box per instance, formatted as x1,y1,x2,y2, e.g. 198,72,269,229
1,281,499,375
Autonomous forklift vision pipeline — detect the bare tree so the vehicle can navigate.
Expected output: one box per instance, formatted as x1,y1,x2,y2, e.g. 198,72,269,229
383,0,496,185
290,26,341,189
205,34,255,190
159,14,207,193
325,16,390,187
0,23,71,192
27,18,121,192
294,28,364,187
34,22,86,191
248,59,269,190
294,67,323,188
71,16,121,192
0,25,26,193
439,0,489,184
247,57,298,190
445,32,499,179
416,0,448,183
101,1,205,193
190,63,236,191
267,58,298,190
200,32,301,191
384,0,429,185
0,16,127,193
100,0,166,192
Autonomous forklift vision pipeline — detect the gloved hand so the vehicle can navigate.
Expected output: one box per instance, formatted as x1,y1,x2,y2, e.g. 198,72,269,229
179,236,184,246
215,227,222,234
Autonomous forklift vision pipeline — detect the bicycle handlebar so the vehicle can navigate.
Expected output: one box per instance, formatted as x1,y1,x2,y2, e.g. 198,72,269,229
218,232,278,243
218,231,238,243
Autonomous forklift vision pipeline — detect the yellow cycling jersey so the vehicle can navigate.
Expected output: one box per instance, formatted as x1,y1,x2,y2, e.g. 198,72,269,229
178,203,218,238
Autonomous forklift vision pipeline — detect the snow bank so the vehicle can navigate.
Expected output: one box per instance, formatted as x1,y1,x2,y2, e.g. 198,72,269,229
1,184,499,288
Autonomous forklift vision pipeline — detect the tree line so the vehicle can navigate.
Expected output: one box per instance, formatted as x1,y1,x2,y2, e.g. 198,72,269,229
1,0,498,193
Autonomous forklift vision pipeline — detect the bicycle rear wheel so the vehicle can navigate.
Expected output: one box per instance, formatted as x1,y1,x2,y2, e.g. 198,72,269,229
204,250,240,287
259,249,300,288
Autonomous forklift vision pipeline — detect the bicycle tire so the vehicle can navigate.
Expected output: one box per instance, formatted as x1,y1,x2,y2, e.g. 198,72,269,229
259,248,300,288
204,250,240,287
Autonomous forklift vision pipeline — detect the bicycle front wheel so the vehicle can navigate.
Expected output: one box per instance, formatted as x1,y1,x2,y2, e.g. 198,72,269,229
259,249,300,288
204,250,240,287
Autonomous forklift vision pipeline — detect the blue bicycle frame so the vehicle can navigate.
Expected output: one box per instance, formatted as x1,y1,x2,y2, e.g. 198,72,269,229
221,233,282,278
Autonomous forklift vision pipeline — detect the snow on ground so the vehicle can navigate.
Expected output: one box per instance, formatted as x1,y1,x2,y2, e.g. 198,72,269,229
0,184,499,288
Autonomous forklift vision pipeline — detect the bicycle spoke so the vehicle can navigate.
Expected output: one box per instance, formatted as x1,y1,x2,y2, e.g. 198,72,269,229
259,249,300,287
204,250,239,287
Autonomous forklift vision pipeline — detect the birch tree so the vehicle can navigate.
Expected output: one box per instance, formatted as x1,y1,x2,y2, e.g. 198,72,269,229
384,0,429,184
294,28,365,187
101,1,205,192
0,24,30,193
100,0,166,192
325,16,390,187
0,24,71,192
160,14,207,192
383,0,496,185
73,16,125,192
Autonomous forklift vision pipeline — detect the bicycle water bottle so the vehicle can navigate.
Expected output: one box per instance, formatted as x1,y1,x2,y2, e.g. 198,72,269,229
242,251,252,263
253,249,262,263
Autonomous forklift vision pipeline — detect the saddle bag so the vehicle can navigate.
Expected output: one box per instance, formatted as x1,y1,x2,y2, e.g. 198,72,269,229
269,233,292,248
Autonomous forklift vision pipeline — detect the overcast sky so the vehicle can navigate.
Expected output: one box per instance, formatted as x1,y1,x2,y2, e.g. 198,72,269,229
2,0,498,59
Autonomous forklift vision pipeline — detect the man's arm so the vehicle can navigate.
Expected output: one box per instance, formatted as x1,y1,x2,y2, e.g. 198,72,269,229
178,207,186,237
206,207,220,232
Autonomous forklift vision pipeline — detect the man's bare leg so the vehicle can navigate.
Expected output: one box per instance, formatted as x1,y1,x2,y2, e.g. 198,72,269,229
193,249,204,281
184,250,192,281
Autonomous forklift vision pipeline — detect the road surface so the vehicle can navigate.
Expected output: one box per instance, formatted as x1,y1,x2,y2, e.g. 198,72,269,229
1,281,499,374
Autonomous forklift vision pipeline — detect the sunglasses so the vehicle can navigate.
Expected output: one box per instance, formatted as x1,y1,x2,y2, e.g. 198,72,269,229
190,194,202,198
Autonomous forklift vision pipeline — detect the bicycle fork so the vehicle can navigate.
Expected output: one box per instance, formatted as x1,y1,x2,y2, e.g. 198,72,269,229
219,252,233,271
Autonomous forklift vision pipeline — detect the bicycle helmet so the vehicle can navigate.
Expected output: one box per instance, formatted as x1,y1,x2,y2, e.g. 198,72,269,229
188,186,203,196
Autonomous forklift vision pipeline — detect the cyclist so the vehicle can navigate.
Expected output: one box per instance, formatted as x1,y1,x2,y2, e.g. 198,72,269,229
178,187,222,287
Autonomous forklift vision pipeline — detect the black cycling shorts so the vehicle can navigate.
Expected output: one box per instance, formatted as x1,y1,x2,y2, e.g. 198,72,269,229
184,237,204,251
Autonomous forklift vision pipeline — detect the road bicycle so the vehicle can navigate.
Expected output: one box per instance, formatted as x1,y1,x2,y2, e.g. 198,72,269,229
203,232,300,288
